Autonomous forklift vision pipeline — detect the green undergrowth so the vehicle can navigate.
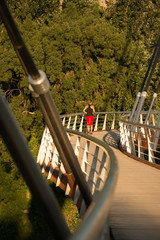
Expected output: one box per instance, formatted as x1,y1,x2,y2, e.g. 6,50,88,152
49,180,81,232
0,162,81,240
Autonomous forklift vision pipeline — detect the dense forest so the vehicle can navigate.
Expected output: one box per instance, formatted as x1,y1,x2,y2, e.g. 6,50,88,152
0,0,160,239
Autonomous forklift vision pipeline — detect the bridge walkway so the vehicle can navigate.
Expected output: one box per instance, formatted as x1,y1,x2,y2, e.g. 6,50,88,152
92,130,160,240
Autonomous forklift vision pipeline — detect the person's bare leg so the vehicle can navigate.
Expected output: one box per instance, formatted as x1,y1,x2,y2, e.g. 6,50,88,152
90,125,93,134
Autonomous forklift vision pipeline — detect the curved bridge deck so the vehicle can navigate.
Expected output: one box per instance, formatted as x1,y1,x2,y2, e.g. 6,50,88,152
92,130,160,240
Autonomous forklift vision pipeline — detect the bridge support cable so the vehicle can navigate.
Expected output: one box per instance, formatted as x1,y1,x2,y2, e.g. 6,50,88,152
129,35,160,122
129,92,141,121
0,90,71,240
144,81,160,124
133,36,160,123
0,0,93,209
126,36,160,157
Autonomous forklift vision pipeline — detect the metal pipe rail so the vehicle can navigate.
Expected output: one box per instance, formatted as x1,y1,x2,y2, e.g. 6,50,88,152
37,127,118,240
119,111,160,163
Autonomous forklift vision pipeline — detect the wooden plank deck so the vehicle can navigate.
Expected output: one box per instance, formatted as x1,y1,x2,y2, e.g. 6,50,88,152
93,130,160,240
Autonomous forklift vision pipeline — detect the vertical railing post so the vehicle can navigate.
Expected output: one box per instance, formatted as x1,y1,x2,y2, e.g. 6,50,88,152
62,117,66,126
102,114,107,130
67,116,72,129
120,122,125,147
111,114,115,130
137,127,144,159
126,125,132,153
82,141,90,174
79,115,84,132
94,114,99,131
147,129,154,162
72,115,77,130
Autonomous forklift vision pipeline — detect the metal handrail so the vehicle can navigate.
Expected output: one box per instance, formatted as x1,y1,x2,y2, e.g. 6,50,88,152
60,111,130,118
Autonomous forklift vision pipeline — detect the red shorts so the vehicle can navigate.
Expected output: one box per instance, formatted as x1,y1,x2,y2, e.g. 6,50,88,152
86,116,94,126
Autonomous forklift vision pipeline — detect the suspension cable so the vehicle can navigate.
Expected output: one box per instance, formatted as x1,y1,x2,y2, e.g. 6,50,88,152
155,80,160,93
144,38,160,92
140,36,160,92
129,35,160,122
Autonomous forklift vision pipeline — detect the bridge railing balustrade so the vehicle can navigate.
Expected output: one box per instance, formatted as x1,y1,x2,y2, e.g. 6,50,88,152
119,111,160,164
61,111,129,132
37,126,118,240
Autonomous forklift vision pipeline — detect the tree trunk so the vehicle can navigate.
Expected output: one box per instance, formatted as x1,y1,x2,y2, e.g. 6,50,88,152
98,0,107,8
59,0,63,12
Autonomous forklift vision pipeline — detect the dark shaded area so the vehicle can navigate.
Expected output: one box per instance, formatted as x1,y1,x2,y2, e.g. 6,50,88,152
0,180,68,240
0,221,18,240
26,182,69,239
103,130,120,149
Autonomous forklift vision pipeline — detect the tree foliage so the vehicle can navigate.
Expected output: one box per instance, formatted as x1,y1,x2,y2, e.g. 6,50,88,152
1,0,160,115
